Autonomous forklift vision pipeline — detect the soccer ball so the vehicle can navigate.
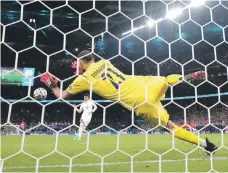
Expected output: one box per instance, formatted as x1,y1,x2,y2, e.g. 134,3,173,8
33,88,47,100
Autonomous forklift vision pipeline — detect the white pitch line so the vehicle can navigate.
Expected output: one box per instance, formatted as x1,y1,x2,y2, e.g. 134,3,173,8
3,157,228,170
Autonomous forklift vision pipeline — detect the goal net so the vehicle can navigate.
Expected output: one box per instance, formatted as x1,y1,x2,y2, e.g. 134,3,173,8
1,0,228,172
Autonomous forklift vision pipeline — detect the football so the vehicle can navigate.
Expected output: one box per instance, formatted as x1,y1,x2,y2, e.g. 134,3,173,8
33,88,47,100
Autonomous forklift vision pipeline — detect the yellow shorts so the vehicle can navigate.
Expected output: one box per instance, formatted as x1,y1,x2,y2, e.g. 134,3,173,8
135,101,169,127
135,79,169,127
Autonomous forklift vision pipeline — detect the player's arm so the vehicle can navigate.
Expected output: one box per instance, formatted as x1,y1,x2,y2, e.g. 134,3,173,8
75,104,83,113
73,104,81,113
40,73,70,99
52,87,71,99
40,73,88,99
91,101,97,113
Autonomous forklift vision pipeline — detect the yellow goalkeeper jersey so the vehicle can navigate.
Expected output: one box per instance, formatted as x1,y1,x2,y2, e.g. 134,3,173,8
67,60,166,110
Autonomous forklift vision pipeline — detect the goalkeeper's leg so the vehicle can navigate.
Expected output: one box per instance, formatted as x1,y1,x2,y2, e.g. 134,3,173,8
143,104,208,148
163,71,218,153
167,120,218,154
139,102,218,154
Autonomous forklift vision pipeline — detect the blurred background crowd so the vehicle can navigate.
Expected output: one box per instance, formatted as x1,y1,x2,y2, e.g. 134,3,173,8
1,98,228,134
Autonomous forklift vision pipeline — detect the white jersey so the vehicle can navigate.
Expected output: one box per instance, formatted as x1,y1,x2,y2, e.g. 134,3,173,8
76,100,97,124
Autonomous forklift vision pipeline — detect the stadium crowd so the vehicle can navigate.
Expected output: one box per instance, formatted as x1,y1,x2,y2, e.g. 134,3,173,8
1,101,227,134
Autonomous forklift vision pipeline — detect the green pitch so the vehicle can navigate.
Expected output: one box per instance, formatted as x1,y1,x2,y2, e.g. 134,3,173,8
1,134,228,172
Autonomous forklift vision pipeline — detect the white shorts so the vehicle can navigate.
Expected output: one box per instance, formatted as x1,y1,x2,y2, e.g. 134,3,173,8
80,118,91,127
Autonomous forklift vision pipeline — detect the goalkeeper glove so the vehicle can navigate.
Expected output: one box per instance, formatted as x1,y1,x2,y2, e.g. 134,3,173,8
40,73,59,91
71,61,83,75
185,71,206,82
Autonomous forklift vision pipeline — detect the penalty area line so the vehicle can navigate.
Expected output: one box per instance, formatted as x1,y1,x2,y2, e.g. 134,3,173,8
3,156,228,170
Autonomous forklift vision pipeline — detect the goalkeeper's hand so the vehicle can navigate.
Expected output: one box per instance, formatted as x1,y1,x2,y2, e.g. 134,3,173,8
40,73,59,90
71,61,83,75
185,71,206,82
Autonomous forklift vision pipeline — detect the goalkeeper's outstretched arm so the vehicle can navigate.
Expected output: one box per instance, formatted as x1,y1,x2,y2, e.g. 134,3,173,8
40,50,98,99
52,87,71,99
40,74,87,100
40,71,89,100
40,73,71,99
52,74,88,99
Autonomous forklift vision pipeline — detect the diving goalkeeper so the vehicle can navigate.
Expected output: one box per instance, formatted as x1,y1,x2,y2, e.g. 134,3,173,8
41,50,218,154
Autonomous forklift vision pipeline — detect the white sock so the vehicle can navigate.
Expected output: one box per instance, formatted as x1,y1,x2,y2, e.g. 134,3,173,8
78,123,84,137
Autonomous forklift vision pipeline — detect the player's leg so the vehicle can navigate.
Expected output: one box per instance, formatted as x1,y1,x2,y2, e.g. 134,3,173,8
77,122,85,139
75,119,87,140
138,101,218,154
166,120,218,154
156,101,218,154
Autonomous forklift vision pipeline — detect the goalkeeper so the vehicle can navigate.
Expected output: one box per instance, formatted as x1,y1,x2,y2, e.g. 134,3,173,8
41,50,218,154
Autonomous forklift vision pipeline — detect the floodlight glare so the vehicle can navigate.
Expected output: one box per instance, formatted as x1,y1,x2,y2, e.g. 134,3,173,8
147,20,155,27
167,8,183,19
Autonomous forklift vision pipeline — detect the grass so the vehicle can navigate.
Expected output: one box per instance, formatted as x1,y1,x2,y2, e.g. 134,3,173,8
1,134,228,172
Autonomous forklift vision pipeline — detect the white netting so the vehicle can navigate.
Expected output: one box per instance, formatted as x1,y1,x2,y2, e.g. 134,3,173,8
1,0,228,172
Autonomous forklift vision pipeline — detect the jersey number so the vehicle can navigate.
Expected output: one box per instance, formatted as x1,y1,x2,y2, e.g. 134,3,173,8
101,68,125,89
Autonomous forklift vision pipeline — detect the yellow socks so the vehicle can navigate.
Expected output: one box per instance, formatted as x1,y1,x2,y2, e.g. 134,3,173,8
172,125,206,147
166,74,182,86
